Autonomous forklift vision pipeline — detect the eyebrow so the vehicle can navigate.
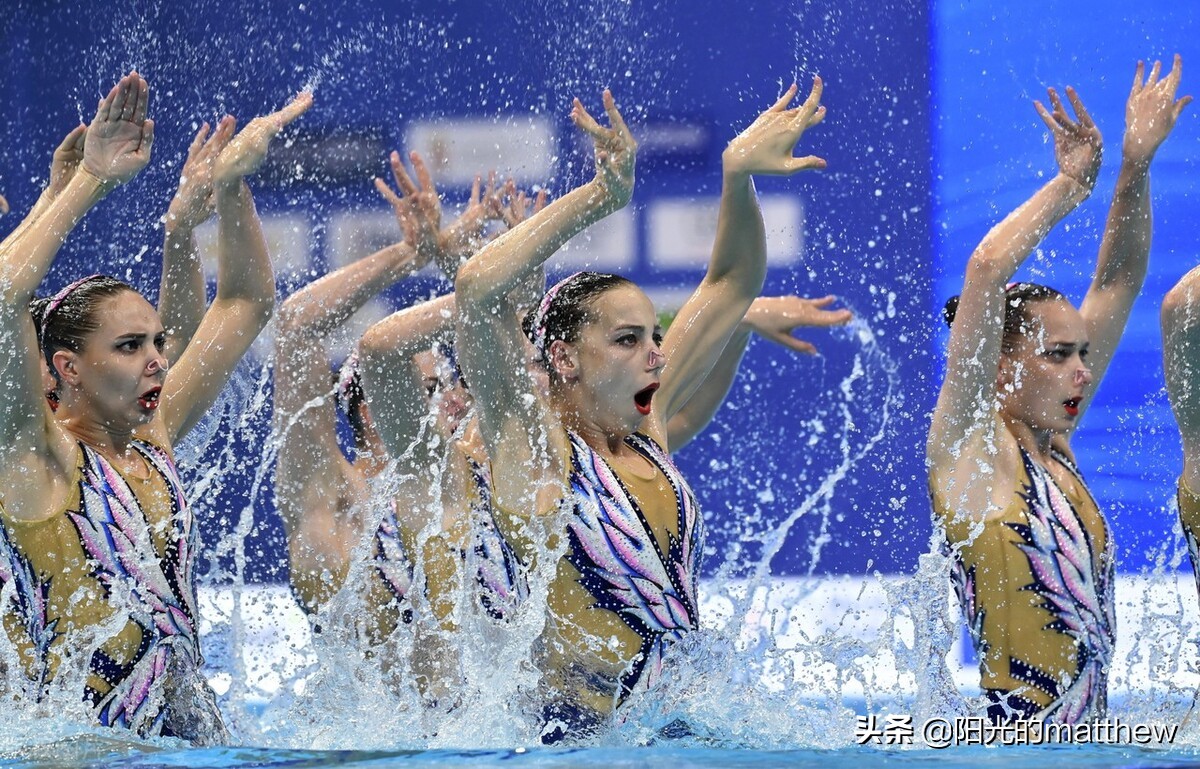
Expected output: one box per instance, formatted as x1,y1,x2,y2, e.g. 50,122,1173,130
612,323,659,334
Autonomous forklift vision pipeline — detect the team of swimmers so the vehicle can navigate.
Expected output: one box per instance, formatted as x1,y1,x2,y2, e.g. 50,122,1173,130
0,59,1192,745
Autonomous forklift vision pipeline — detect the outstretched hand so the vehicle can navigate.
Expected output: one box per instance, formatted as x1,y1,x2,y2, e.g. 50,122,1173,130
82,71,155,187
167,117,236,229
1035,86,1103,192
741,295,852,355
213,91,312,187
0,193,7,217
374,150,442,269
571,89,637,210
724,78,827,177
1124,55,1191,165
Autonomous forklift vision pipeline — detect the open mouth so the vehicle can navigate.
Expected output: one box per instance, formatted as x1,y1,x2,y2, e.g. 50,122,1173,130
1063,397,1081,417
139,386,162,411
634,383,659,416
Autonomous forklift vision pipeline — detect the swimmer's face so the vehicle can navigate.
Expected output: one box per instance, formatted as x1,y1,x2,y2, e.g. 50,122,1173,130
53,291,168,429
414,349,471,436
548,283,665,434
996,298,1093,433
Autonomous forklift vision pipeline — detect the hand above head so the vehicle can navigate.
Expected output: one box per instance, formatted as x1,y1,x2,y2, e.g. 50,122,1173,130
212,91,312,187
167,117,236,230
740,295,852,354
501,183,549,231
45,124,87,201
1123,55,1192,166
723,78,827,178
82,71,155,187
1035,86,1103,192
571,89,637,210
436,171,504,260
374,150,442,269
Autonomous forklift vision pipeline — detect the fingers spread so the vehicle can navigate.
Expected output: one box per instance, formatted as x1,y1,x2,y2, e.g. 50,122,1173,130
803,76,824,112
389,151,418,195
1174,94,1194,119
571,98,607,139
410,151,435,193
188,123,210,159
1065,87,1093,127
374,176,402,207
1149,59,1163,86
772,331,817,355
770,82,800,112
1132,60,1145,94
1033,100,1059,132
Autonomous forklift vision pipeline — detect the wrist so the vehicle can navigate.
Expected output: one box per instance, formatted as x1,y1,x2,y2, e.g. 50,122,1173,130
76,165,119,197
1053,172,1092,202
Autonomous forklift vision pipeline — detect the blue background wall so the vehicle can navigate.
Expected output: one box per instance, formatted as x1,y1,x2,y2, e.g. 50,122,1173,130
0,0,1192,581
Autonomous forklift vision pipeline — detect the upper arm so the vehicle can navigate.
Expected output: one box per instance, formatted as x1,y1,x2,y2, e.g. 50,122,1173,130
928,259,1009,466
271,325,349,500
654,276,754,429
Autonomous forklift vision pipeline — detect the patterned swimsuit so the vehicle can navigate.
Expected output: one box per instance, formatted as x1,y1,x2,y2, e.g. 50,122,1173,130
464,457,527,620
934,446,1114,723
539,431,701,742
0,440,225,743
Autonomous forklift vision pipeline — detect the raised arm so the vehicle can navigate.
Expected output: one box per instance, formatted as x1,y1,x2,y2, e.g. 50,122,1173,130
159,92,311,444
456,91,635,461
0,72,153,448
1079,56,1190,405
159,119,235,363
653,80,827,439
275,234,424,456
358,293,457,459
927,87,1101,466
668,295,851,449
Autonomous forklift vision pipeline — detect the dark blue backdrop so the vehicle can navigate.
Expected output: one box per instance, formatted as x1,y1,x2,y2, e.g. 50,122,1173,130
7,1,1184,582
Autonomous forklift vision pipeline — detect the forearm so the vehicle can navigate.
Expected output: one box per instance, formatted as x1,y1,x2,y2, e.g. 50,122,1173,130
1092,159,1152,293
970,173,1089,279
213,181,275,314
707,166,768,293
160,223,207,355
668,327,751,450
278,242,419,338
456,179,613,307
359,293,456,366
0,170,110,299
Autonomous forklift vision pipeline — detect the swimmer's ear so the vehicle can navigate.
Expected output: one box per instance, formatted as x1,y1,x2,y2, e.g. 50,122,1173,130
547,339,578,382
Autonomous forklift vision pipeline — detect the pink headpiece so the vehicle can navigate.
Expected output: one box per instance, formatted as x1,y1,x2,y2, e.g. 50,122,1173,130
42,274,106,326
530,272,582,361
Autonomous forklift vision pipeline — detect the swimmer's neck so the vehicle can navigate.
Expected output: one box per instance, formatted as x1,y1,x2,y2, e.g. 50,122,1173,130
58,412,138,456
557,406,636,457
1002,413,1060,462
